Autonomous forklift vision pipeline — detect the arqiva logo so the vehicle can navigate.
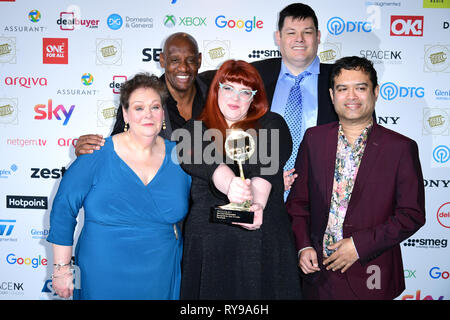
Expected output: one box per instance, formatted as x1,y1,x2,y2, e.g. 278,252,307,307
34,99,75,126
43,38,68,64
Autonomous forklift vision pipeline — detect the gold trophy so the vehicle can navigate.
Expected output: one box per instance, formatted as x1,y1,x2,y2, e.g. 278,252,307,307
212,130,255,224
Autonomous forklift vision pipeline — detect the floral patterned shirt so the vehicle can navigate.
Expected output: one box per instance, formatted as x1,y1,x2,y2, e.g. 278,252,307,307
323,121,373,258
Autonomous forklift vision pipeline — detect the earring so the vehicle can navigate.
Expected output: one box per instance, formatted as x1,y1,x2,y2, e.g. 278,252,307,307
124,122,128,132
162,119,166,130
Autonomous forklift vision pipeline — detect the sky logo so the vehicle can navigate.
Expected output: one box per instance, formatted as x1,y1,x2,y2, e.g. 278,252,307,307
34,99,75,125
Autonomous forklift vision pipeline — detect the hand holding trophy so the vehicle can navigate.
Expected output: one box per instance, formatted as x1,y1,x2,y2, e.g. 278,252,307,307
212,130,256,224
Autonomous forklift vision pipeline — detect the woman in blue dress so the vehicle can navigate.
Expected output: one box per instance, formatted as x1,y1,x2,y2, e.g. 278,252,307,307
47,73,191,300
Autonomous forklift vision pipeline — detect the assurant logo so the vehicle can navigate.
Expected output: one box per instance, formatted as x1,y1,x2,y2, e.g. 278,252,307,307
81,73,94,86
28,10,41,23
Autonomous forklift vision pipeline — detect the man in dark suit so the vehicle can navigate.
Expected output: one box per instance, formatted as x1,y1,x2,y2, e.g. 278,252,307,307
286,56,425,299
252,3,338,195
75,32,208,153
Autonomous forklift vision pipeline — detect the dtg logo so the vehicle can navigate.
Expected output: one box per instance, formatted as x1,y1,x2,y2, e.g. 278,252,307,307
379,82,424,100
34,99,75,125
433,145,450,164
327,17,372,35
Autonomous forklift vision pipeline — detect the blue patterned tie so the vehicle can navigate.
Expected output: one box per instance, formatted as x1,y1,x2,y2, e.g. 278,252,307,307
284,71,311,199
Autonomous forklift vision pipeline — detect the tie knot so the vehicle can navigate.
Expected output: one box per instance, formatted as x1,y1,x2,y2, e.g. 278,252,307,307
294,71,311,86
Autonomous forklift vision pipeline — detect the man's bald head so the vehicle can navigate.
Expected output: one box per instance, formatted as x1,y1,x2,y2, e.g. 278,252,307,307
160,32,202,93
163,32,199,55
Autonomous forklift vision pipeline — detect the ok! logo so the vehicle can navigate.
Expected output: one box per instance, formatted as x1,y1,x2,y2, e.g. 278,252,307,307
34,99,75,126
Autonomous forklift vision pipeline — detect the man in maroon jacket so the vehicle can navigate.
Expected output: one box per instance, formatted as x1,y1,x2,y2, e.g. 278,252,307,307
286,56,425,299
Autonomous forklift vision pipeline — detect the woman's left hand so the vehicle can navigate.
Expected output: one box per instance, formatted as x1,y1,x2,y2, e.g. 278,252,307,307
283,169,298,191
233,203,263,231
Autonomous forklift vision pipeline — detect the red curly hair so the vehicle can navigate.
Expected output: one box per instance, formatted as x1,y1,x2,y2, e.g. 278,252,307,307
198,60,269,140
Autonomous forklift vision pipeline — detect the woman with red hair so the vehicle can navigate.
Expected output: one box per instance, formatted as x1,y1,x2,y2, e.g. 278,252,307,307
178,60,301,299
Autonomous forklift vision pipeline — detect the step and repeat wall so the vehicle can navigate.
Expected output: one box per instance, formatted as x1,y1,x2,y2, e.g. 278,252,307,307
0,0,449,300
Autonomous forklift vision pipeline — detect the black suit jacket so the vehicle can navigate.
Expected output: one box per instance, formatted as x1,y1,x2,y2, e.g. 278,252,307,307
251,58,338,126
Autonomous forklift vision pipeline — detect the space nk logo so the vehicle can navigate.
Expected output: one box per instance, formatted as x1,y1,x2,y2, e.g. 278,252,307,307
327,17,372,35
379,82,424,100
390,16,423,37
34,99,75,125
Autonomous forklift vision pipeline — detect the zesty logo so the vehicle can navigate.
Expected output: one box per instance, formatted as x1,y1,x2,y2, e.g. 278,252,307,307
42,38,68,64
34,99,75,126
390,16,424,37
57,12,99,30
30,167,66,179
4,76,47,88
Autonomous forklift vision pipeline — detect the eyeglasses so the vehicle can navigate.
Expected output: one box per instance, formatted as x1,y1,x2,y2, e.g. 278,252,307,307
219,83,257,102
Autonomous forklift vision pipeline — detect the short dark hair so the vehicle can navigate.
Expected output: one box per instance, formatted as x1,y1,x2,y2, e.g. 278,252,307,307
111,73,168,135
330,56,378,93
278,3,319,31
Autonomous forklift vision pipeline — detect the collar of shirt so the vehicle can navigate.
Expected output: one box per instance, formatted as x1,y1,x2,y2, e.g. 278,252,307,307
280,55,320,81
271,56,320,128
338,120,374,152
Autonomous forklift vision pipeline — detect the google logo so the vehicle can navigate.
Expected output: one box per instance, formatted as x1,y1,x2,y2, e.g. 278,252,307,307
429,267,449,279
6,253,47,268
215,15,263,32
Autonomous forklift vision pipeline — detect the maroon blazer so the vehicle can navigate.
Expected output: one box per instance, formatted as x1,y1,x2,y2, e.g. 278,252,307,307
286,121,425,299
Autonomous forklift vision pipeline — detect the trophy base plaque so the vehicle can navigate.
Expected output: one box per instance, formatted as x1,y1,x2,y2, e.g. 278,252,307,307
212,205,254,224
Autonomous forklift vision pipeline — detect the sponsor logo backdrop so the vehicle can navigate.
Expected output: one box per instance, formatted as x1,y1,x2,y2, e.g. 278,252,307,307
0,0,448,300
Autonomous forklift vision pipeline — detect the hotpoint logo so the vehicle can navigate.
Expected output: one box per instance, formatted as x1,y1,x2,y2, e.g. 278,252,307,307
327,17,372,35
379,82,424,100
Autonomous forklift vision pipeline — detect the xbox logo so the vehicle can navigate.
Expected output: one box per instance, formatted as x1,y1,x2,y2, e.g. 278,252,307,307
164,14,176,28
